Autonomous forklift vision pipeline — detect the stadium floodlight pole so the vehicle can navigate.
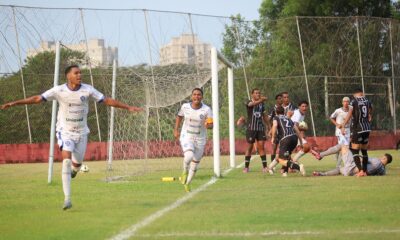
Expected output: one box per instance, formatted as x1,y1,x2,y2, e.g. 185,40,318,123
355,17,365,93
80,9,102,142
389,20,397,134
48,41,61,184
107,59,117,170
12,6,32,144
211,47,221,177
296,16,316,137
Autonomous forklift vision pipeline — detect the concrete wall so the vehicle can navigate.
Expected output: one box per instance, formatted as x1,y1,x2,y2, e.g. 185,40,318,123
1,132,398,164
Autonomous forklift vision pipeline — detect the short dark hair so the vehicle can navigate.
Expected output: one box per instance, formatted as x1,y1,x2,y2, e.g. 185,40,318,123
298,100,309,106
354,88,363,93
276,106,284,115
65,65,80,76
384,153,393,164
281,91,289,96
251,88,260,94
192,87,203,96
275,93,283,100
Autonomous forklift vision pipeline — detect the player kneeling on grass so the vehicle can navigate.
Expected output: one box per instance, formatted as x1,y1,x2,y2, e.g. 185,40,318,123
0,65,143,210
313,137,392,176
269,106,306,177
174,88,213,192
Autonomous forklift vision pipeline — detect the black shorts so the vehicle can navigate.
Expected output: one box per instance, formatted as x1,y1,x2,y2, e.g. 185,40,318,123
351,131,370,145
246,130,266,144
278,135,298,160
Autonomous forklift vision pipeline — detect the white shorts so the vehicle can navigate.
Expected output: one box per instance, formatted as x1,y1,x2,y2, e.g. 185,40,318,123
336,129,350,146
57,132,88,163
297,138,307,146
180,136,206,161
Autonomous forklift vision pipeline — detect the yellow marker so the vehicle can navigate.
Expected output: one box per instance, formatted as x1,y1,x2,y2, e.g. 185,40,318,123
161,177,175,182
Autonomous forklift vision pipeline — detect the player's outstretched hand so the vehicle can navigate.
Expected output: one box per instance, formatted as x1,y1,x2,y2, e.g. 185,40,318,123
1,102,13,110
128,106,143,113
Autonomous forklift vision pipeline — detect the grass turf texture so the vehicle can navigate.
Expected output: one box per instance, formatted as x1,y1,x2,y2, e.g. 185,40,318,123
0,150,399,239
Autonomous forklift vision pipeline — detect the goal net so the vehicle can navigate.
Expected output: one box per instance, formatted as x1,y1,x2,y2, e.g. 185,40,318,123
104,48,235,181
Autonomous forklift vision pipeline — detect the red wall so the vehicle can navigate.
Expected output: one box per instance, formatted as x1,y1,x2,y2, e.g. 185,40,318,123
1,132,398,164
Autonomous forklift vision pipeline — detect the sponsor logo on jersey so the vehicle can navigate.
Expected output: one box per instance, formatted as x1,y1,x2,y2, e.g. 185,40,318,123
69,109,85,114
254,112,261,118
80,96,86,102
69,103,82,107
66,117,84,122
199,114,205,119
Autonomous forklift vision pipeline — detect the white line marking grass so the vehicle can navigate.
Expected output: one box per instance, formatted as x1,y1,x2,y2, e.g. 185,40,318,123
135,229,400,238
109,163,244,240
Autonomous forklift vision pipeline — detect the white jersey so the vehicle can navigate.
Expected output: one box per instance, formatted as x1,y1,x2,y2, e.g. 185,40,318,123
41,83,105,135
291,109,304,124
177,102,213,140
330,107,352,136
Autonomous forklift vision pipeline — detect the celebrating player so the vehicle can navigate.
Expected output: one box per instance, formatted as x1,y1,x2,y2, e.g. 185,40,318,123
242,88,268,173
0,65,143,210
174,88,213,192
269,106,305,177
342,88,373,177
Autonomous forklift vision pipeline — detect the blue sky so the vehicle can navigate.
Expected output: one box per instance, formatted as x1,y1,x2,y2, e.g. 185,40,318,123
0,1,262,71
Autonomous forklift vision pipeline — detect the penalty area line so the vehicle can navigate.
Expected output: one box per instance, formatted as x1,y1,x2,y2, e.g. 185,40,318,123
109,163,244,240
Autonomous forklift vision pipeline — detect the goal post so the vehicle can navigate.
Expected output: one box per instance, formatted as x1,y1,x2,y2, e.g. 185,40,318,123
211,47,235,177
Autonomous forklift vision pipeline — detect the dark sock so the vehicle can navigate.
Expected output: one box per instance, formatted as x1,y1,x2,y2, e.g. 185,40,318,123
245,156,251,168
350,148,362,171
361,149,368,172
287,161,300,171
283,165,289,173
271,154,276,162
261,155,267,168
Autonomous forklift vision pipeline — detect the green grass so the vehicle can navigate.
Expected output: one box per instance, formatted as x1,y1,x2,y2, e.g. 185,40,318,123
0,150,399,239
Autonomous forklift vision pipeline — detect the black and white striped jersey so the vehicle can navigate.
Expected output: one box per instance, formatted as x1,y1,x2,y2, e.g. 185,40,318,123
350,96,372,133
283,103,296,116
246,100,266,131
273,115,295,140
268,104,280,119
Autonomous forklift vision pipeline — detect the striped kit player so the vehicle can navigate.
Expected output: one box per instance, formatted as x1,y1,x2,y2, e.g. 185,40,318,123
343,88,373,177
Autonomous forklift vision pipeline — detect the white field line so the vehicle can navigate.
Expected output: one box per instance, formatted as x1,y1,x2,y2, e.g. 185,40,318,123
109,162,244,240
135,229,400,238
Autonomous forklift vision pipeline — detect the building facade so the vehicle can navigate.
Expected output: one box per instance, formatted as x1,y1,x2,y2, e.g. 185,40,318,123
27,39,118,67
159,34,211,69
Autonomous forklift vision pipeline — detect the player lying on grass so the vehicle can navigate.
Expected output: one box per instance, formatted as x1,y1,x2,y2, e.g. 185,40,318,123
0,65,143,210
312,127,392,176
174,88,213,192
269,106,306,177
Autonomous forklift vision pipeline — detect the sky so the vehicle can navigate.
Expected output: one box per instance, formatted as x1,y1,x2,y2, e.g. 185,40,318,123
1,0,262,20
0,0,263,72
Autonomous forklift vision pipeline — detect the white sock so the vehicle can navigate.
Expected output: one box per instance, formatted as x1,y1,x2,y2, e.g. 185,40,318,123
269,159,278,169
183,151,194,172
293,150,305,162
62,159,72,201
186,161,199,184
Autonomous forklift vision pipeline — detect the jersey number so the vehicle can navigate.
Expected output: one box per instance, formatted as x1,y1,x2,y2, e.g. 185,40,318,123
283,119,291,128
361,105,368,118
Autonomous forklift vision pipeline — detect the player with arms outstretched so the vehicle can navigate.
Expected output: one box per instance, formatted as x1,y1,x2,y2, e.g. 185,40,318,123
1,65,143,210
174,88,213,192
342,88,373,177
270,106,306,177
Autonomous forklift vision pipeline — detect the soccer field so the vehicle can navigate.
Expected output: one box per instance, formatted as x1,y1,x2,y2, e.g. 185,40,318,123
0,150,399,240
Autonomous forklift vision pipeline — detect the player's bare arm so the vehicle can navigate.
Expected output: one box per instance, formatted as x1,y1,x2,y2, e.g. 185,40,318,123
271,119,278,143
174,115,183,139
294,125,303,147
342,107,353,127
330,117,339,128
248,96,267,107
103,97,143,112
1,95,43,110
